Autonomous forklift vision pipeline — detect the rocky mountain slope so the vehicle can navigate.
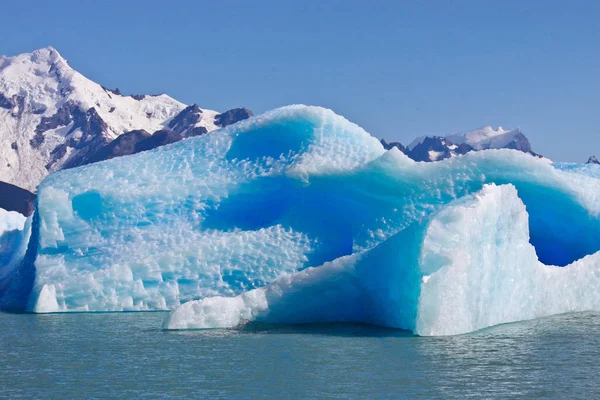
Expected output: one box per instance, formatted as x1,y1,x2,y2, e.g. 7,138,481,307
381,125,546,162
0,47,252,191
587,156,599,165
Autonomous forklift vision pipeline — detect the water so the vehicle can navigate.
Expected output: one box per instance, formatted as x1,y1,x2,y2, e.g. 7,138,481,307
1,312,600,399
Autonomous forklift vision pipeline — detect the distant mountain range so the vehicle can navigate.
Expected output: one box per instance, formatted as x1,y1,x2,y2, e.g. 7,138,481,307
381,125,548,163
0,47,597,217
0,47,252,191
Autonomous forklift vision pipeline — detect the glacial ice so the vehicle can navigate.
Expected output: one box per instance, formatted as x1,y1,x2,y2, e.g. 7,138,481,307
2,105,600,336
15,106,385,312
165,184,600,335
554,162,600,179
0,208,31,310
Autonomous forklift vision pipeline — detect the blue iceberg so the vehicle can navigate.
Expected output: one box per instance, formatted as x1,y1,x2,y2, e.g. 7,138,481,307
2,105,600,335
165,183,600,335
0,208,32,311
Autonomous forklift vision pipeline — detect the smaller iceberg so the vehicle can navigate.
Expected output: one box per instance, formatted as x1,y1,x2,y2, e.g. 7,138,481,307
164,184,600,336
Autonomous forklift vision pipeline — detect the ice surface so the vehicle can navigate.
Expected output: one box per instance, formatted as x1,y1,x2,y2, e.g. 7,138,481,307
165,185,600,335
0,208,31,310
554,162,600,179
16,105,384,312
0,208,26,233
3,105,600,335
0,208,28,277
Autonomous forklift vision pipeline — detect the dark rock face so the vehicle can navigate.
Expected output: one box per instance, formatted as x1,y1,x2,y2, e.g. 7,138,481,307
406,137,460,162
36,103,253,170
168,104,203,134
131,94,146,101
0,93,25,117
101,86,122,96
0,181,36,216
185,126,208,137
0,93,13,109
380,128,542,162
455,143,473,155
80,129,152,165
69,129,185,167
70,107,108,138
134,129,182,153
587,156,600,165
0,93,25,116
32,101,79,149
215,108,253,127
45,105,111,170
503,131,533,153
380,139,406,153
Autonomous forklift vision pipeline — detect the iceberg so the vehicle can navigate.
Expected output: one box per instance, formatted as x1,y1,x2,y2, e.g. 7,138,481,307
2,105,600,336
11,106,386,312
165,183,600,335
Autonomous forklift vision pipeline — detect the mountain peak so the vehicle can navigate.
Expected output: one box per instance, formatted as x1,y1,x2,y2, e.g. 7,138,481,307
30,46,65,62
587,155,600,165
0,46,255,191
447,125,525,151
400,124,539,163
465,125,520,137
0,46,186,190
1,46,71,75
0,46,74,102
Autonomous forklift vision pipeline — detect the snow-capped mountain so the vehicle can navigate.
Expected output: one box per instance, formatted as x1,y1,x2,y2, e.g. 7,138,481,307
587,156,599,165
383,125,544,162
67,106,253,168
446,125,532,152
0,47,252,191
379,139,405,153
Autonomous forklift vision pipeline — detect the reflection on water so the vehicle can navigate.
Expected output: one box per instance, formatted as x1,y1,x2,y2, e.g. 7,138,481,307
1,311,599,399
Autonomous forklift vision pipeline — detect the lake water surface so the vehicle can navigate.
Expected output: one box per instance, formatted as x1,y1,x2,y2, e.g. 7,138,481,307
1,312,599,399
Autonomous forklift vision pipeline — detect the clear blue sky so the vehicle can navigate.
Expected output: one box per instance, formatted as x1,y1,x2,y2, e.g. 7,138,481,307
1,0,599,162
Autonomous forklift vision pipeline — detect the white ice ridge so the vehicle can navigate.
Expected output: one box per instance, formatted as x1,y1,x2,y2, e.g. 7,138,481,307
165,184,600,335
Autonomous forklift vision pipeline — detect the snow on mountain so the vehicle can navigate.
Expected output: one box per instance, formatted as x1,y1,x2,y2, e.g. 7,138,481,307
0,47,251,191
587,155,599,165
398,125,542,162
446,125,532,152
379,139,405,153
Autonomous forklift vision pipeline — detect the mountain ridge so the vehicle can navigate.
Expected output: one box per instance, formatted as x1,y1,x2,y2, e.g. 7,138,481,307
0,47,253,191
381,125,546,163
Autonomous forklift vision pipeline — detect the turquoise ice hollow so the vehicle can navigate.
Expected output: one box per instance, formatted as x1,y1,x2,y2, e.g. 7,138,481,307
1,105,599,335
